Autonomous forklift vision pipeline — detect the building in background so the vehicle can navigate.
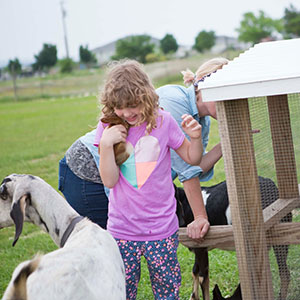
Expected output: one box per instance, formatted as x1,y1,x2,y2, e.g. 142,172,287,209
92,35,250,65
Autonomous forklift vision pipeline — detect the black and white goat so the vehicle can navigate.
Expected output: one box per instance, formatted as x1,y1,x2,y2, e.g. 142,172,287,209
0,174,126,300
175,176,292,300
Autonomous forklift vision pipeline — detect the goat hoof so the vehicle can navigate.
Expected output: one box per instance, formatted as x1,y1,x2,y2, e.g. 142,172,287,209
190,293,200,300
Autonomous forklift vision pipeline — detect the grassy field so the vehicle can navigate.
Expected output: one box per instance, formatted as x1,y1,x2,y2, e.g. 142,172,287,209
1,54,300,299
0,94,237,300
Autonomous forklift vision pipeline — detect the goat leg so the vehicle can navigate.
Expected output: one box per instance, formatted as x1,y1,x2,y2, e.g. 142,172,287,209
273,244,290,300
190,248,209,300
273,212,292,300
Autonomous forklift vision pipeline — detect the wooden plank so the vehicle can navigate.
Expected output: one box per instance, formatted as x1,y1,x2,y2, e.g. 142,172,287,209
216,99,274,300
266,222,300,245
179,225,234,251
267,95,299,199
263,197,300,230
178,222,300,249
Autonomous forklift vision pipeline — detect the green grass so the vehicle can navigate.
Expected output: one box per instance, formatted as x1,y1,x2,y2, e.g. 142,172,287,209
1,55,300,299
0,96,100,187
0,74,229,299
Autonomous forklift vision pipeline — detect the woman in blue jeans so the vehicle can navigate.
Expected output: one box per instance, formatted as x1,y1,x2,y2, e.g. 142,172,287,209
58,129,109,229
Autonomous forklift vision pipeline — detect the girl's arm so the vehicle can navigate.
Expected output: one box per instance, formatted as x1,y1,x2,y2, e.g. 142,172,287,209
183,177,210,239
175,114,203,166
99,125,127,188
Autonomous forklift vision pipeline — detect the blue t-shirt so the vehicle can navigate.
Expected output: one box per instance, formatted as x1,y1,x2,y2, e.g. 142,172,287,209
157,84,213,182
79,129,110,197
79,129,100,167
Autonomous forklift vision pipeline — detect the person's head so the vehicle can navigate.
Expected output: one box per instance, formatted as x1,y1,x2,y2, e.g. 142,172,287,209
181,57,229,118
100,59,159,133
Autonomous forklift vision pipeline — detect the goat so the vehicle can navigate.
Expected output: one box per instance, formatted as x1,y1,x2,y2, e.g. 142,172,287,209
175,176,292,300
0,174,126,300
100,114,130,166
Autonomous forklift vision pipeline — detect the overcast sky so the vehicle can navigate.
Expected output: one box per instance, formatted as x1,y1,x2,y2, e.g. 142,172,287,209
0,0,298,66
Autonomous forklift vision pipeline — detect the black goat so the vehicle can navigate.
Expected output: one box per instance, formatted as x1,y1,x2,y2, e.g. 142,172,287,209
175,176,292,300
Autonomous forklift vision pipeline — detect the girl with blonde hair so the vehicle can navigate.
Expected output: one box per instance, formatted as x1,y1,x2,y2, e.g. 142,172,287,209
94,59,206,300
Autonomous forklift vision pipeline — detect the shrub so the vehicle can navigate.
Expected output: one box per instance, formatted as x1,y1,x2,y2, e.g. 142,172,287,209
59,58,75,73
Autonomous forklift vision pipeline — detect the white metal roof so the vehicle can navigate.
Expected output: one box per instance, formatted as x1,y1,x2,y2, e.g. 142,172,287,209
199,38,300,102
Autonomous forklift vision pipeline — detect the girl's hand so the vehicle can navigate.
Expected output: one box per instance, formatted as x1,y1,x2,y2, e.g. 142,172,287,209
181,114,202,139
187,216,210,240
100,125,127,148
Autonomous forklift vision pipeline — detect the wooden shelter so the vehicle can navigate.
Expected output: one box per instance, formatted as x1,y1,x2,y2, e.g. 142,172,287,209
179,38,300,299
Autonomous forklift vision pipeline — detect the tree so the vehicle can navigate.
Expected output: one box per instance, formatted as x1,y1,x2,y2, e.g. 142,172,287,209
7,58,22,101
194,30,216,53
112,35,155,63
283,4,300,38
236,11,283,45
160,34,178,54
33,43,57,72
79,45,97,65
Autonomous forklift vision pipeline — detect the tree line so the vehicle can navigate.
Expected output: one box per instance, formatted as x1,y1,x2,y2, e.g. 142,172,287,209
4,4,300,94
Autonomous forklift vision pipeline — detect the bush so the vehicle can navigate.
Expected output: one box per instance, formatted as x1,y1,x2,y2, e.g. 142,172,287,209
145,53,166,63
59,58,75,73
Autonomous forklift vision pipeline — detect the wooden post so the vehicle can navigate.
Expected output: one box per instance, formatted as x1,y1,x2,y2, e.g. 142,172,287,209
267,94,299,199
216,99,274,300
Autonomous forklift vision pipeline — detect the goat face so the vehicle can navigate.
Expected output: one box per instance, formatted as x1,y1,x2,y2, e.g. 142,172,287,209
0,174,18,200
0,174,21,229
100,114,130,165
0,174,45,246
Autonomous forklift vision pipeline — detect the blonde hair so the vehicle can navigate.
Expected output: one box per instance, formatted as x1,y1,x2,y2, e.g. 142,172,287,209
181,57,229,86
100,60,159,133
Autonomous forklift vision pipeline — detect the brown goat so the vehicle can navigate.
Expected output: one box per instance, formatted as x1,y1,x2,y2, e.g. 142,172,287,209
100,115,130,166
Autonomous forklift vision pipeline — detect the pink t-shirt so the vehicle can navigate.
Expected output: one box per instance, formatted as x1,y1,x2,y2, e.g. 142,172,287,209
94,109,185,241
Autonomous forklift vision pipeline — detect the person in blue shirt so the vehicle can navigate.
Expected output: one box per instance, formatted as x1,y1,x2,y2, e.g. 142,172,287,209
157,57,229,237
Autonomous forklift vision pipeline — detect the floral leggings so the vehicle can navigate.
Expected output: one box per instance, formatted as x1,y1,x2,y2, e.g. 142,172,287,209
116,233,181,300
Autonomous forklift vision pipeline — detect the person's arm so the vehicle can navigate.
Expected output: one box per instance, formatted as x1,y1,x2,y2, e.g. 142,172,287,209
182,177,210,239
173,114,209,239
199,143,222,173
99,125,127,188
175,114,203,166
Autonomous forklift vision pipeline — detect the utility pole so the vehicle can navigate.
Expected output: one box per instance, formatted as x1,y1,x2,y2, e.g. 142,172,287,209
60,1,70,58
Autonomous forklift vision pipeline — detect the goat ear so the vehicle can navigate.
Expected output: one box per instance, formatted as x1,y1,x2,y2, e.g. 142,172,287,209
10,194,29,247
233,284,242,298
212,284,223,300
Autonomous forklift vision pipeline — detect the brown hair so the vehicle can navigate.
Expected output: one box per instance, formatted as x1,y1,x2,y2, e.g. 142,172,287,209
100,59,159,133
181,57,229,86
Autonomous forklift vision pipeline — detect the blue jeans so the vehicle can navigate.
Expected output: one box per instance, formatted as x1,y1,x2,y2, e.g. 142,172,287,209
58,157,108,229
